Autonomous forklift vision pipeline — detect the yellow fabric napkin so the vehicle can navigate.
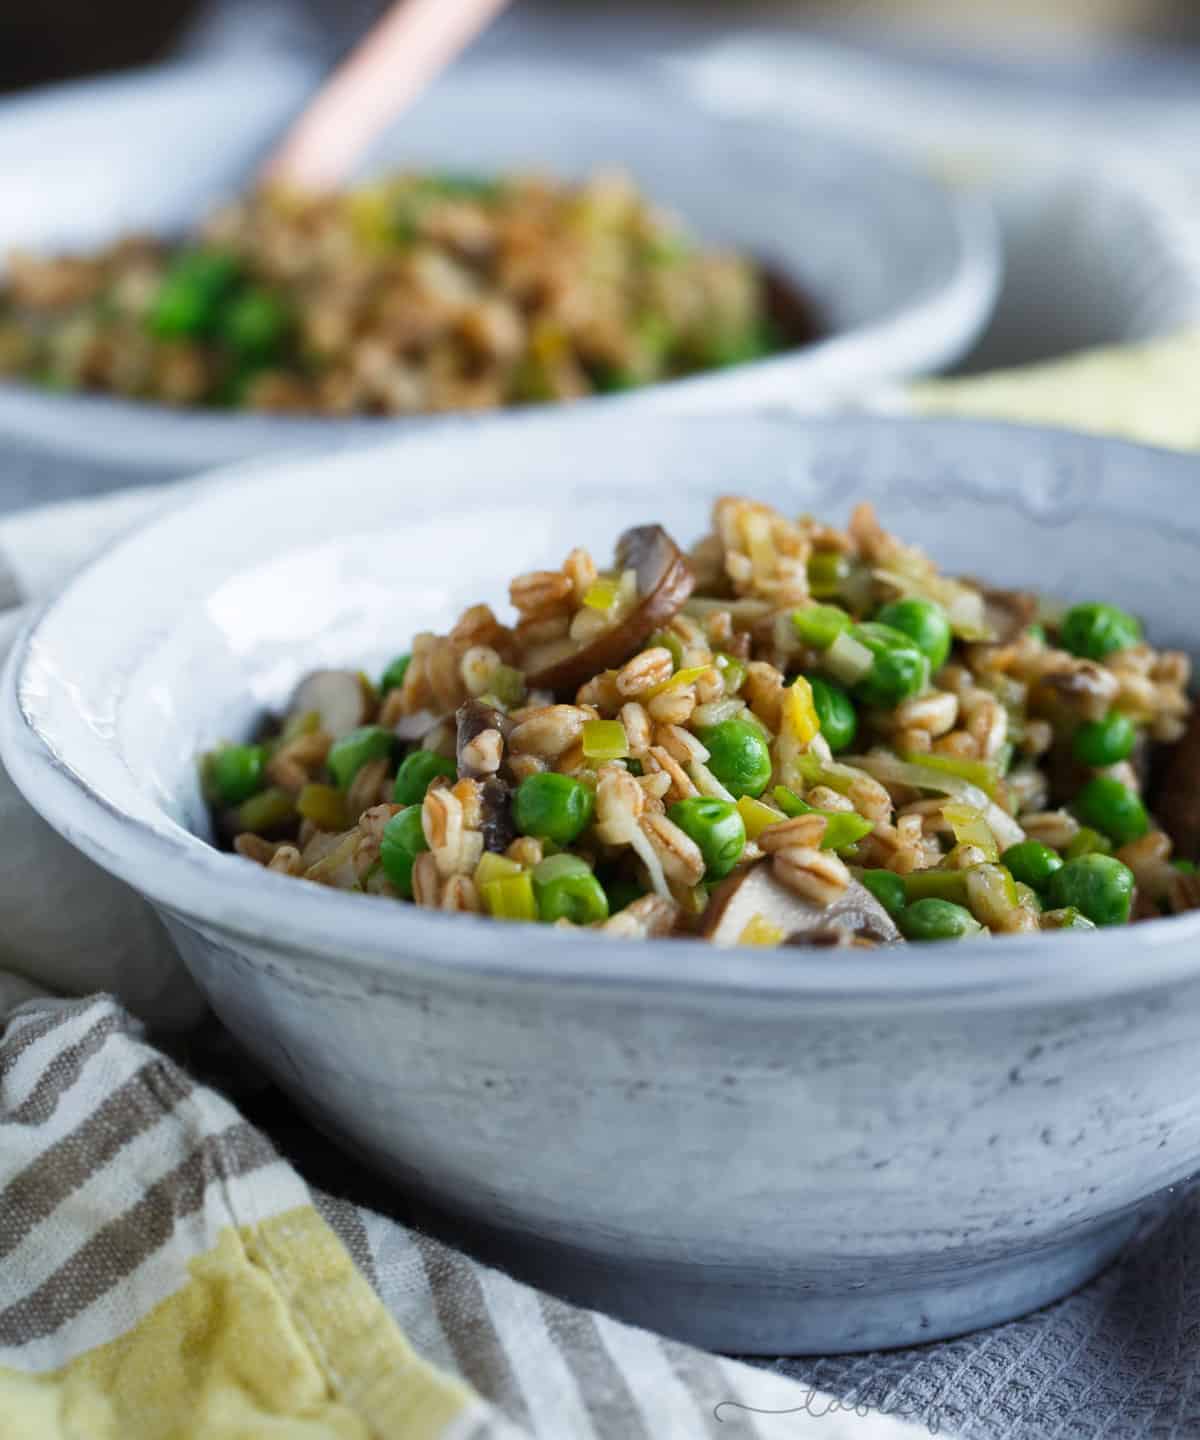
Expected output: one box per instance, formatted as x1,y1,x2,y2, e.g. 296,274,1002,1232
908,327,1200,450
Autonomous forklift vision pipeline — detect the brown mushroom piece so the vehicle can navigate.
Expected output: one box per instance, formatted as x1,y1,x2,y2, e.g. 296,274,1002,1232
479,777,517,855
1036,661,1118,714
525,524,695,693
978,585,1039,646
1151,700,1200,860
700,862,901,947
288,670,376,739
455,699,511,780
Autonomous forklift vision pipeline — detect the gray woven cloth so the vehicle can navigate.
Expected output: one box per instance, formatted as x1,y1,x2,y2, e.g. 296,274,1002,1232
755,1194,1200,1438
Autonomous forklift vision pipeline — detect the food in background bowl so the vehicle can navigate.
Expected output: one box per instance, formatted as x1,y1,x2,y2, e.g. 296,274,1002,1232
0,171,809,415
206,495,1195,945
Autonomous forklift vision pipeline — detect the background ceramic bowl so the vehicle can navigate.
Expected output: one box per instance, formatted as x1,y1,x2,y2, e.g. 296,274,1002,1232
0,57,997,509
7,412,1199,1356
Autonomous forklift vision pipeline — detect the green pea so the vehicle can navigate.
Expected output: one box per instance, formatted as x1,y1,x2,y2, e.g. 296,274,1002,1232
899,897,984,942
1066,826,1112,859
514,773,595,845
149,250,241,338
220,287,290,359
1045,853,1134,926
850,623,930,709
1027,623,1047,644
208,743,266,806
1073,775,1149,848
327,725,394,789
874,597,953,672
393,750,456,806
380,654,412,693
1072,712,1137,767
532,854,609,925
791,604,852,650
805,675,857,753
1059,602,1142,660
697,720,773,799
379,806,428,899
1001,840,1063,894
861,869,907,918
807,551,851,598
668,797,746,880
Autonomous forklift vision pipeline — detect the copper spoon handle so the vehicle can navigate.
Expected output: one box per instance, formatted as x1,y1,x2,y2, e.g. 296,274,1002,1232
262,0,512,193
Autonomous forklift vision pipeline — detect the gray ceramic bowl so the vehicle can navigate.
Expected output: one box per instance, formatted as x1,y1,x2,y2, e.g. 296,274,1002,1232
5,413,1199,1355
0,57,997,508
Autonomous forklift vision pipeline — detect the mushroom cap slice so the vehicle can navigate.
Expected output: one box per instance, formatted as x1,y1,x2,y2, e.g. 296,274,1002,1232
525,524,695,694
288,669,376,739
978,585,1039,646
701,862,901,947
455,699,511,779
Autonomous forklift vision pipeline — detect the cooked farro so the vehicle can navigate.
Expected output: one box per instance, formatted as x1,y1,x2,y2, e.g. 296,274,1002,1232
0,170,812,415
203,498,1200,948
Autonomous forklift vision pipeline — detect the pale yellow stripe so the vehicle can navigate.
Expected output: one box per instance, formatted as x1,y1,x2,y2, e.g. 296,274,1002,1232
909,327,1200,452
0,1205,478,1440
246,1206,478,1437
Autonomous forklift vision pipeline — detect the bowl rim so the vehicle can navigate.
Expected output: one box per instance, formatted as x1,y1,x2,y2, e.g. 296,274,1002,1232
0,55,999,473
4,410,1200,1010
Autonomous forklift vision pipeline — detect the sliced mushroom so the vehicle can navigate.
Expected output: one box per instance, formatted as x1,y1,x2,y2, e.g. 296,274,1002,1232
525,523,695,693
700,861,901,947
392,708,446,743
1036,661,1119,715
289,670,375,739
978,585,1039,646
1151,700,1200,859
479,777,517,854
456,699,511,779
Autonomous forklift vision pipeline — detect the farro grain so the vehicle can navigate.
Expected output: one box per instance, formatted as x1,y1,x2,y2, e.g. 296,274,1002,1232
772,846,850,907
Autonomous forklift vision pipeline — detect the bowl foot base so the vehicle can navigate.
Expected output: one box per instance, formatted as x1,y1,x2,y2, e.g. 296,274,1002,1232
431,1206,1140,1355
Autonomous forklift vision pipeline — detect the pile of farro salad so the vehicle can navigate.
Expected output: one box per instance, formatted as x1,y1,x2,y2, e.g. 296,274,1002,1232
204,498,1200,948
0,171,797,416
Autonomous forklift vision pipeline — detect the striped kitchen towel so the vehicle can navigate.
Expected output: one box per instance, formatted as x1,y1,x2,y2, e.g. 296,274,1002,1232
0,992,922,1439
